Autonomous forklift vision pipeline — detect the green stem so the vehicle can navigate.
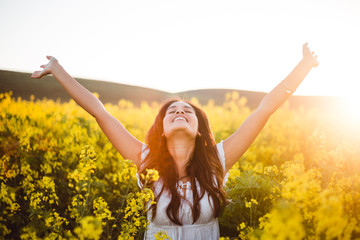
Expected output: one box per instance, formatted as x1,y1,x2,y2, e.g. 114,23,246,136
109,173,132,239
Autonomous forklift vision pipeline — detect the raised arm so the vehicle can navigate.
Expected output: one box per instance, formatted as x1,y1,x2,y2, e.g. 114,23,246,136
32,56,143,167
222,43,319,172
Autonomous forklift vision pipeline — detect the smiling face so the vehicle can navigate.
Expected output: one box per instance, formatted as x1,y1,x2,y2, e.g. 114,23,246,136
163,101,199,139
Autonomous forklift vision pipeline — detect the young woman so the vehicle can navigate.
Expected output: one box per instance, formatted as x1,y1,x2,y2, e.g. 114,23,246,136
32,43,318,239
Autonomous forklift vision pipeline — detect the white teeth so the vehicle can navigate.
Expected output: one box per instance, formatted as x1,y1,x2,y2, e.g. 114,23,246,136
174,117,186,121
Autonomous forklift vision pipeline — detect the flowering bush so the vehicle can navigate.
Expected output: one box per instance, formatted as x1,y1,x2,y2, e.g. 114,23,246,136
1,91,360,239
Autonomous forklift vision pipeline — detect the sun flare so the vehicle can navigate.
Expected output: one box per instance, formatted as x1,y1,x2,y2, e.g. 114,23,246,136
342,95,360,121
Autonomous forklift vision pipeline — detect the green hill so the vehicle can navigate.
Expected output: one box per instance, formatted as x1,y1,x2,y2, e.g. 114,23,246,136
0,69,340,109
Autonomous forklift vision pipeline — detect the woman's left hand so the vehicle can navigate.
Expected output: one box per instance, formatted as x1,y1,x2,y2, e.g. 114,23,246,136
302,42,319,68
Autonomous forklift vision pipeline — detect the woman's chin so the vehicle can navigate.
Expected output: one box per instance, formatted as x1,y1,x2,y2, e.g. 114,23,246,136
165,128,197,139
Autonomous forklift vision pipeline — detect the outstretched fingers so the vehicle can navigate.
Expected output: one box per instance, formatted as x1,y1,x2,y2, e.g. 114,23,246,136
31,56,58,79
31,71,42,79
303,42,319,67
303,42,311,53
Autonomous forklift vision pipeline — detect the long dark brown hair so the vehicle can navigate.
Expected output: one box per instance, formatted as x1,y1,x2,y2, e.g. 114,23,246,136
139,99,227,225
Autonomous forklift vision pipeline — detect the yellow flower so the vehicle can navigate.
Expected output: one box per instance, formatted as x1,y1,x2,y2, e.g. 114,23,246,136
260,201,305,240
239,222,246,230
245,200,251,208
145,169,160,182
93,197,114,221
74,216,102,240
154,231,172,240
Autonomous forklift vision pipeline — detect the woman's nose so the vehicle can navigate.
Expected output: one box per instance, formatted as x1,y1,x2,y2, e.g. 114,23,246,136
175,108,185,114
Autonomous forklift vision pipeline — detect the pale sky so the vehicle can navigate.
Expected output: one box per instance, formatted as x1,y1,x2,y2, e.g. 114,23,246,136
1,0,360,97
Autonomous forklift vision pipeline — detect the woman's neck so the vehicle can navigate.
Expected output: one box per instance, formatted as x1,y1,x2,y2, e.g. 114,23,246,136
166,134,195,180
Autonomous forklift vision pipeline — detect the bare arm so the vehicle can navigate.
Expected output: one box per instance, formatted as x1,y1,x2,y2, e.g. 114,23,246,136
223,43,319,172
32,56,143,166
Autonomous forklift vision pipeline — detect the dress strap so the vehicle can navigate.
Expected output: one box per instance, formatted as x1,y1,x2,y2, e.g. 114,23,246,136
216,141,229,186
136,143,149,189
141,143,149,161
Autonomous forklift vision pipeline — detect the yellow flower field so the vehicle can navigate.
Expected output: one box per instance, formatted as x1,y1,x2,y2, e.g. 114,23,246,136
1,91,360,239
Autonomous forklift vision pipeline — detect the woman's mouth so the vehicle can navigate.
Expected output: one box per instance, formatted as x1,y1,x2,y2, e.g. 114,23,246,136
173,116,187,122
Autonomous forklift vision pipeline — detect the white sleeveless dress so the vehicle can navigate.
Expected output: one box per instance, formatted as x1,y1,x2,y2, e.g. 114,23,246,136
137,141,229,240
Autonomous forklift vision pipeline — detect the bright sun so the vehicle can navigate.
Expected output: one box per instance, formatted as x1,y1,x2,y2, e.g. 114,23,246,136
342,95,360,121
335,95,360,139
319,94,360,141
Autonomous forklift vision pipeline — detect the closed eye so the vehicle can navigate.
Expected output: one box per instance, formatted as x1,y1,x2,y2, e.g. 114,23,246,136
167,110,193,114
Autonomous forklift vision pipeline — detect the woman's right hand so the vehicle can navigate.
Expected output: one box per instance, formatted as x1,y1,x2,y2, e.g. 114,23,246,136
31,56,59,79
